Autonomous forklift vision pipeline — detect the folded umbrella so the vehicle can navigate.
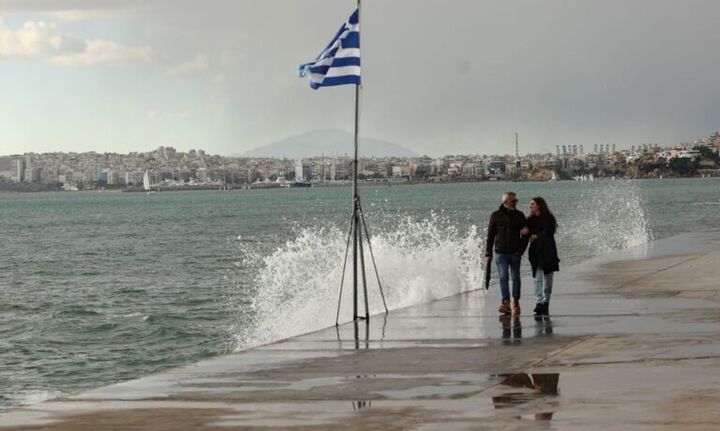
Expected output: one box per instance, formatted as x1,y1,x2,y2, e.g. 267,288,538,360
484,259,492,290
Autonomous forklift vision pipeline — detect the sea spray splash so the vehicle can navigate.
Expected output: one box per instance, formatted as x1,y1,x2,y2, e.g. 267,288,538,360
232,213,485,350
556,179,652,257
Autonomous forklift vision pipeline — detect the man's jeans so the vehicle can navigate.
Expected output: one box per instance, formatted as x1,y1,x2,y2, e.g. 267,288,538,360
495,253,521,301
533,269,554,304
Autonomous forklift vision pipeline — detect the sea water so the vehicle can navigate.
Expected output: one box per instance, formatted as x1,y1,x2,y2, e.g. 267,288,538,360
0,179,718,408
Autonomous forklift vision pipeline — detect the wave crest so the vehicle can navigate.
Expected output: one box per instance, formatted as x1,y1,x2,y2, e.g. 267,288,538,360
233,213,484,350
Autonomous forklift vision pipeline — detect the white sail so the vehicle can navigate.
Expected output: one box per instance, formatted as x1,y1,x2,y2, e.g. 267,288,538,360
143,171,151,191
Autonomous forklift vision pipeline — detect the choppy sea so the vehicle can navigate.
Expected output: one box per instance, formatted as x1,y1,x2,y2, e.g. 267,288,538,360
1,179,718,408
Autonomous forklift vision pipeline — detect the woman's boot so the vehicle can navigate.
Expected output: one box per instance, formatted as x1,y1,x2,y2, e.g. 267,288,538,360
542,302,550,316
533,303,543,316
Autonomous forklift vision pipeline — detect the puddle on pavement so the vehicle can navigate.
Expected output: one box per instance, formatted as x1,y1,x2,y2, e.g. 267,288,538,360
491,373,560,421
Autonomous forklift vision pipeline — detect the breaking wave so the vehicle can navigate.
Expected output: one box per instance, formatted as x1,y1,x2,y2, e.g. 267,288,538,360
557,180,653,256
232,213,485,350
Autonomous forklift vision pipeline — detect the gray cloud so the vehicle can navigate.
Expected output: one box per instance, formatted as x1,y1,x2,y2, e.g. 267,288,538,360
2,0,719,155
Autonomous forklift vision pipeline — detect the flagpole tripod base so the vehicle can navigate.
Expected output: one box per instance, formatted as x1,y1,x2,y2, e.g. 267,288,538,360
335,198,389,326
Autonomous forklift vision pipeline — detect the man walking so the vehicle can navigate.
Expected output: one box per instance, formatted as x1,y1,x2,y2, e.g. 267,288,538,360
485,192,529,315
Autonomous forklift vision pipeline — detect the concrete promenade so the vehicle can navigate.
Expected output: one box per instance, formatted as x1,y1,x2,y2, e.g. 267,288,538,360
2,230,720,430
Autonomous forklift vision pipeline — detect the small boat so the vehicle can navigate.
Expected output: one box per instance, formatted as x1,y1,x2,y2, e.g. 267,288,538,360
548,171,557,182
290,181,312,188
144,171,156,194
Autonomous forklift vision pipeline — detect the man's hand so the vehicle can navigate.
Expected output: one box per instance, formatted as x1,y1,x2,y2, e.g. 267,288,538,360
521,227,530,236
531,234,538,241
484,256,492,265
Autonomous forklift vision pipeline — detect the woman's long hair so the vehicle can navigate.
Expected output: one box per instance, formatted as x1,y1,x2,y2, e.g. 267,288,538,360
532,197,557,234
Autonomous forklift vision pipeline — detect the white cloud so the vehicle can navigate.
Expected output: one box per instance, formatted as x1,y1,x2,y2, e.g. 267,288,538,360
0,17,151,67
146,109,158,120
169,53,208,74
50,39,152,67
0,19,64,57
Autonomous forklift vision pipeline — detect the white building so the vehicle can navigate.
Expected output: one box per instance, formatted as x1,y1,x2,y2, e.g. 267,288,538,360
0,157,25,182
392,165,410,178
676,149,702,159
294,160,304,181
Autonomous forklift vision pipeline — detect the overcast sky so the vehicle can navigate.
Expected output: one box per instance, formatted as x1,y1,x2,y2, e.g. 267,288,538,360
1,0,719,156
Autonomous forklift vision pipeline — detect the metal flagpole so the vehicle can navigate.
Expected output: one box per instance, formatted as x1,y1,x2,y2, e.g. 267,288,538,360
351,0,362,321
335,0,388,325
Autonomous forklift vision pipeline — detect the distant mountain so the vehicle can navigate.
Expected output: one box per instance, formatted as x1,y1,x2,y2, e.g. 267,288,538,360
240,129,418,158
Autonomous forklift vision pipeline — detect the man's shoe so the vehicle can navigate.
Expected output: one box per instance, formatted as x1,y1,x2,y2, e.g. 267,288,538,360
499,300,511,315
512,299,521,316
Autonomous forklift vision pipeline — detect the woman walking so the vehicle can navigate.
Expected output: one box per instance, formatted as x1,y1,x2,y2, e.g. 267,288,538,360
527,197,560,316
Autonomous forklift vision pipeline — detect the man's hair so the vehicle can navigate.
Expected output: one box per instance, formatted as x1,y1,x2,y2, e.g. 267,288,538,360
501,192,517,202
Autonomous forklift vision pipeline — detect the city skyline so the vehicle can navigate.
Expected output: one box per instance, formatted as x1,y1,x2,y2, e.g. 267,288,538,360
0,137,708,159
1,131,717,191
1,1,720,156
1,128,715,160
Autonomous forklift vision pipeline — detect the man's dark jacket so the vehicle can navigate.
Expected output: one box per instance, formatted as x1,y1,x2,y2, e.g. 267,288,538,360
527,215,560,276
485,205,529,257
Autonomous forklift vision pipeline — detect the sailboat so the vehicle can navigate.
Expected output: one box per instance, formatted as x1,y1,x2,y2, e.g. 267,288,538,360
548,171,557,182
143,171,156,195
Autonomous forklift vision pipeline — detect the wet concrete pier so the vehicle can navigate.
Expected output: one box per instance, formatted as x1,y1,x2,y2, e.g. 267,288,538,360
2,230,720,430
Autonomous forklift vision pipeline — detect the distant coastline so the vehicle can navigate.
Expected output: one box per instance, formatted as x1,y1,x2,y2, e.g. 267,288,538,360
1,175,717,194
2,131,718,193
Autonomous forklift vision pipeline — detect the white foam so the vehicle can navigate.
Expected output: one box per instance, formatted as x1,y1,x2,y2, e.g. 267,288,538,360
558,180,652,256
232,213,485,350
9,390,63,407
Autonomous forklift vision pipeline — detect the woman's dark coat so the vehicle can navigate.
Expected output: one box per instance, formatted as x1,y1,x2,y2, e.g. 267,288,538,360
526,215,560,277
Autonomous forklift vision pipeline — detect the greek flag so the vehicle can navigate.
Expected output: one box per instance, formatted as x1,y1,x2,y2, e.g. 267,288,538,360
299,9,360,89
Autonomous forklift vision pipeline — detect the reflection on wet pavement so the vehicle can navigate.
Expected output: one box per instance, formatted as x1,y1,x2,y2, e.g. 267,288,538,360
499,315,552,342
500,315,522,344
352,400,371,411
535,317,554,337
336,314,387,351
492,373,560,421
344,317,385,411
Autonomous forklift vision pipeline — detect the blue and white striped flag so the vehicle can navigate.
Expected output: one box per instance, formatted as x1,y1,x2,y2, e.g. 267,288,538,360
299,9,360,89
